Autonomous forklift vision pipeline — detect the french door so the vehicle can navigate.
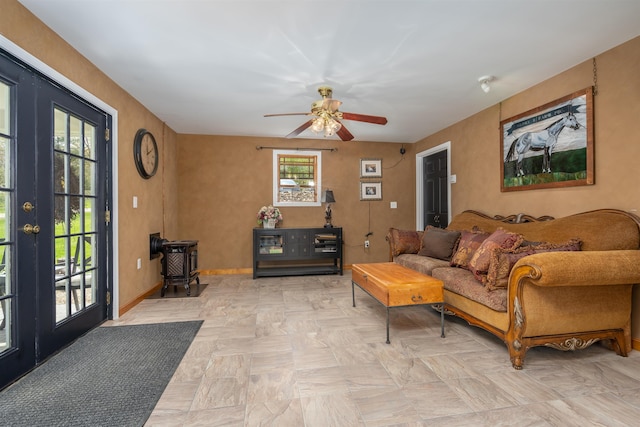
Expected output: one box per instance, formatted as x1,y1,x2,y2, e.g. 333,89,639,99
0,50,111,389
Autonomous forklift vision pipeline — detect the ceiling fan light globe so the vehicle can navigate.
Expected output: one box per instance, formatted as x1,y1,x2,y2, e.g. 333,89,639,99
322,117,341,137
311,118,324,133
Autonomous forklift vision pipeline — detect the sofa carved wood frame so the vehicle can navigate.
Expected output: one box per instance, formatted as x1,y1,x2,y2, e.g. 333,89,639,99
442,209,640,370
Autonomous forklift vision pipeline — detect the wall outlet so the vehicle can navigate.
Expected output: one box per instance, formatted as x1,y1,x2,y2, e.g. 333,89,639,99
137,258,141,270
364,240,370,248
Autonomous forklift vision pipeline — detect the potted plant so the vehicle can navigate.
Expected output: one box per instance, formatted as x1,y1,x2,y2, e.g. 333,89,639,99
257,205,283,228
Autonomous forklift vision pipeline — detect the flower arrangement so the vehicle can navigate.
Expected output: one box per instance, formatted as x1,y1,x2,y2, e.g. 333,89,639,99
256,205,283,225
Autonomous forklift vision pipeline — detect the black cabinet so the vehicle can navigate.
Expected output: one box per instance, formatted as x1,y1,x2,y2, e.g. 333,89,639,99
253,227,343,278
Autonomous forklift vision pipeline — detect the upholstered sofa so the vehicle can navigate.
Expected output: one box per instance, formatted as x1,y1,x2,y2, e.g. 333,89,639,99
386,209,640,369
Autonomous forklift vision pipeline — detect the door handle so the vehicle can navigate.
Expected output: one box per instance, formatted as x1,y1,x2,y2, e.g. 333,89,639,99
21,224,40,234
22,201,35,213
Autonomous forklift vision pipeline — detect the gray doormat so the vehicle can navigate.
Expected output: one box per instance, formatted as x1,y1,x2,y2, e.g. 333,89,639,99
0,320,203,427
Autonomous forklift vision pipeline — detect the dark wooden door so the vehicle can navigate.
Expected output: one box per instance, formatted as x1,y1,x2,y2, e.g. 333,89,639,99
423,150,449,228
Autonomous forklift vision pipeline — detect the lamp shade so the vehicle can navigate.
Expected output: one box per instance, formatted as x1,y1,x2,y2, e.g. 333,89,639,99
322,189,335,203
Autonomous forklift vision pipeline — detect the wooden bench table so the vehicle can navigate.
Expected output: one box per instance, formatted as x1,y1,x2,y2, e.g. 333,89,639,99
351,262,445,343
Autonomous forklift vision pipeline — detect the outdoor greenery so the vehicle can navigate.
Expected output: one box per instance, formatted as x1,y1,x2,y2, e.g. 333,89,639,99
503,148,587,188
279,155,316,187
277,153,318,203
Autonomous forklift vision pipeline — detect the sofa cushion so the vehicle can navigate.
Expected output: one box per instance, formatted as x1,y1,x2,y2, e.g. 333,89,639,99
417,226,461,261
432,267,507,312
468,228,524,280
394,253,451,276
388,228,422,257
450,228,490,270
484,238,582,291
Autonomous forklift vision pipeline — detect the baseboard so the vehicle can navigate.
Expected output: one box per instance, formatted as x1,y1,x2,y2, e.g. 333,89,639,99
633,338,640,351
119,281,162,317
200,265,353,275
199,268,253,275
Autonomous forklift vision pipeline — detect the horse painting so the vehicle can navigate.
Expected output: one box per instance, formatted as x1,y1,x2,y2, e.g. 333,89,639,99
505,112,580,176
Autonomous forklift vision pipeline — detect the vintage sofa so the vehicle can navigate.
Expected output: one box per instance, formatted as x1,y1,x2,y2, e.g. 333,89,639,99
386,209,640,369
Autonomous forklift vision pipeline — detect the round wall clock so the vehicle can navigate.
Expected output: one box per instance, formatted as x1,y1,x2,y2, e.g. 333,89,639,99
133,128,158,179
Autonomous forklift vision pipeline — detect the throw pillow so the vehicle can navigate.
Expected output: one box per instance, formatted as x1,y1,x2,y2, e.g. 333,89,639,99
450,228,490,270
484,238,582,291
388,228,422,257
468,228,524,280
417,226,461,261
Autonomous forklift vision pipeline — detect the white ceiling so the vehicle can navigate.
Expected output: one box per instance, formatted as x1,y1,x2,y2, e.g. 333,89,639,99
18,0,640,143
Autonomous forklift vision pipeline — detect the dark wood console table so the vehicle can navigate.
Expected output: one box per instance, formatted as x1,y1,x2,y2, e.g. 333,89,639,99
253,227,343,279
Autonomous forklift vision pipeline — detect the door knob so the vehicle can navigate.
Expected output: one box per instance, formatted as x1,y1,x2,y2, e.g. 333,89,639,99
22,201,35,213
21,224,40,234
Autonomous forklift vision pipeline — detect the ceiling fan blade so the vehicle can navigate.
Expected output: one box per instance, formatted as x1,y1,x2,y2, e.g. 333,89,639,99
286,120,313,138
336,123,354,141
264,113,312,117
341,112,388,125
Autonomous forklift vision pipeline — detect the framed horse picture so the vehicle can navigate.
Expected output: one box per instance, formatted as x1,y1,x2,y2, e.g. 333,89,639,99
501,87,594,192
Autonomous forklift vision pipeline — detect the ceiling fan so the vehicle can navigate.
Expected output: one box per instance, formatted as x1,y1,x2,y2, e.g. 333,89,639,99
264,86,388,141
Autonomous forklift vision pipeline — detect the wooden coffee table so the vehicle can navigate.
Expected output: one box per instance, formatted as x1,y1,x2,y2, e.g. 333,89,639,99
351,262,445,343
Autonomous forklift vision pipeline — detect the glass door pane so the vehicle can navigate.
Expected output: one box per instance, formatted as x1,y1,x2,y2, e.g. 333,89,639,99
53,107,98,323
0,80,13,354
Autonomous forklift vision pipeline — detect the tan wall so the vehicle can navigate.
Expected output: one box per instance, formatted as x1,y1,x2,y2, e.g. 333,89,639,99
176,135,414,270
2,0,177,310
415,36,640,340
417,37,640,218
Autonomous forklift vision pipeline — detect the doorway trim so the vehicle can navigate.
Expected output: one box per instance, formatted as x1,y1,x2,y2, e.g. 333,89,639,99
0,35,120,319
415,141,451,231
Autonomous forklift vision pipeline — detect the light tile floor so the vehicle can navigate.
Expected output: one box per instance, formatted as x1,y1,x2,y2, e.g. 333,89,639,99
107,274,640,426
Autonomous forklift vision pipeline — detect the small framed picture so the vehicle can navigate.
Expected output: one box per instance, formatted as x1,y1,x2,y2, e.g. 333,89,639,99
360,181,382,201
360,158,382,178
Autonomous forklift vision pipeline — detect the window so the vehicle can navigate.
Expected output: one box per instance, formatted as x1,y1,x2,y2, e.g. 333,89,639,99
273,150,321,206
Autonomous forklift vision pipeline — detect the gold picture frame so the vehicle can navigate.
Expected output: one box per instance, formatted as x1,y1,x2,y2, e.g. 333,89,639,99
501,87,594,192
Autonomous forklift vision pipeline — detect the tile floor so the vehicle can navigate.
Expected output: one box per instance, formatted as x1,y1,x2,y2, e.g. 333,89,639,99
107,274,640,426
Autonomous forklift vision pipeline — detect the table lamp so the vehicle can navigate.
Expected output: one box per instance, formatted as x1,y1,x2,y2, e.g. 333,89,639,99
322,189,336,228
